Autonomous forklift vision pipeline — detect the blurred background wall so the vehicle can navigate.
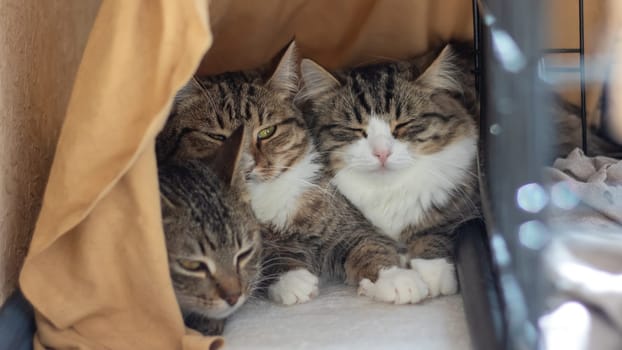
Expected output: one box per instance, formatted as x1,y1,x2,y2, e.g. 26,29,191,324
0,0,100,303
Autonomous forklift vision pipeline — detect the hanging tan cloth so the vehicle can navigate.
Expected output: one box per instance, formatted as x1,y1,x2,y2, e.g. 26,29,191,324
17,0,610,349
19,1,221,349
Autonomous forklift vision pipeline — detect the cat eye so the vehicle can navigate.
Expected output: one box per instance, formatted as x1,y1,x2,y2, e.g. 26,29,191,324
178,259,207,272
393,120,425,138
236,248,254,268
347,127,367,138
257,126,276,140
206,133,226,142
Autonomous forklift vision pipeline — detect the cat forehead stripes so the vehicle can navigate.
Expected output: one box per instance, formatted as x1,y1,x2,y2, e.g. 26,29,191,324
299,42,480,243
156,42,302,164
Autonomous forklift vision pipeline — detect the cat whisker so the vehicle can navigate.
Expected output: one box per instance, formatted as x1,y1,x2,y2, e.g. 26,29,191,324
260,165,297,171
415,167,480,215
418,157,479,179
295,178,336,199
315,150,351,156
259,259,307,269
260,259,313,271
262,257,300,270
191,76,218,114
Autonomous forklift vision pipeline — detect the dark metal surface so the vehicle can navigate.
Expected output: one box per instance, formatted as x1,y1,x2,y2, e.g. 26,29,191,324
542,48,581,54
475,0,554,349
579,0,588,154
456,219,506,350
472,0,481,93
0,290,35,350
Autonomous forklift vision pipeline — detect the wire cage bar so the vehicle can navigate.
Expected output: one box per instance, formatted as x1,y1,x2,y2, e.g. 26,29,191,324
468,0,594,349
579,0,588,153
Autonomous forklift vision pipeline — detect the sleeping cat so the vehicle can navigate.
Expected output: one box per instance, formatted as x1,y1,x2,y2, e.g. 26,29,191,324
298,41,622,298
298,43,479,297
158,126,262,335
157,42,431,305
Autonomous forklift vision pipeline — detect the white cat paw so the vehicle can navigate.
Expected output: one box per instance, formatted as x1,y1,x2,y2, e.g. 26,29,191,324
357,266,429,304
268,268,319,306
410,258,458,297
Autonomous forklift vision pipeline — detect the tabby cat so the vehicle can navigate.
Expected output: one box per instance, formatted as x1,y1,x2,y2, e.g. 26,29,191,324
298,43,479,297
298,41,622,298
157,42,431,305
158,126,262,335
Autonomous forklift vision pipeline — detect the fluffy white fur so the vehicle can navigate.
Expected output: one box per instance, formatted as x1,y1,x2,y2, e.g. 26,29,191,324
332,117,477,240
357,266,428,304
410,258,458,297
268,268,320,306
247,150,322,230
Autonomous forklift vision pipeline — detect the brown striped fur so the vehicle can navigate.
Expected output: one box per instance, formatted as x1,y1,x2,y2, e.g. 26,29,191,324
299,42,480,262
157,42,407,303
158,127,261,335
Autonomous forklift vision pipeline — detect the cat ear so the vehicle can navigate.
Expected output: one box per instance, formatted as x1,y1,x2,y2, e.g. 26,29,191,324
266,41,299,99
299,58,340,101
174,76,202,102
160,193,179,225
415,45,462,93
208,124,246,186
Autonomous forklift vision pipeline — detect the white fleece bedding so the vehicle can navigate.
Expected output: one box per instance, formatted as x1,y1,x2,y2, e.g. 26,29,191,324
224,284,471,349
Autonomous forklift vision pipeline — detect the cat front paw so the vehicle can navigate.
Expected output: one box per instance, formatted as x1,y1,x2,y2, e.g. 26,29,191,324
410,258,458,297
357,266,429,304
268,268,319,306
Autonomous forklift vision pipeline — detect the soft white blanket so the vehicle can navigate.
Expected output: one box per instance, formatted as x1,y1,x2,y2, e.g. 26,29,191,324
546,148,622,230
224,285,470,349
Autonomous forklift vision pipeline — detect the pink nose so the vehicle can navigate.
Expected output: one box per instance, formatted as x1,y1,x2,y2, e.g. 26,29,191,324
373,149,391,165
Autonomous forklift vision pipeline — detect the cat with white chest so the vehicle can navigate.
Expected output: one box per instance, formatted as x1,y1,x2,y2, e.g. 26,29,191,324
299,43,480,297
157,42,431,305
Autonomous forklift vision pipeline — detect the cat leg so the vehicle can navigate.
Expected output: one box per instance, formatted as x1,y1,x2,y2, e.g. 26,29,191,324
406,232,459,297
183,313,225,335
260,242,320,306
341,234,428,304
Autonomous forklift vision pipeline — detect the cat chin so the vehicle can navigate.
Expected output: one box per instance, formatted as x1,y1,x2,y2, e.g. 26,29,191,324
344,164,413,183
201,295,246,319
180,294,246,320
371,163,412,174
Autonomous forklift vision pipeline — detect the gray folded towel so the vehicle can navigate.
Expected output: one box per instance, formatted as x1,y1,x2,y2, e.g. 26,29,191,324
540,148,622,350
545,148,622,230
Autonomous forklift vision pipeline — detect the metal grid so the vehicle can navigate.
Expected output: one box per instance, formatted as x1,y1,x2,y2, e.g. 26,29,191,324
470,0,590,349
467,0,622,349
474,0,589,150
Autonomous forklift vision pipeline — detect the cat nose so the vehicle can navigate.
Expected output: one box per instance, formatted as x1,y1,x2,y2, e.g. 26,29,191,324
373,148,392,165
224,292,241,306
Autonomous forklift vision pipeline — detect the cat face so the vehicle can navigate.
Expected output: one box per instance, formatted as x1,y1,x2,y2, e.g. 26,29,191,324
156,42,311,184
159,127,262,320
299,44,479,183
163,205,260,320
